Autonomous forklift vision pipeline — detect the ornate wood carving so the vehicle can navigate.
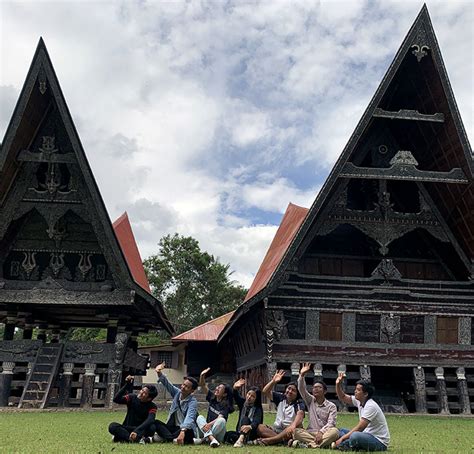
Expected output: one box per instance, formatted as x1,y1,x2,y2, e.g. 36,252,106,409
371,259,402,283
373,108,444,123
318,179,449,255
265,310,288,341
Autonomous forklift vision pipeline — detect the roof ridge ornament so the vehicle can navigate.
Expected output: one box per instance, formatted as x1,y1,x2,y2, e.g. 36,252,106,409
411,21,430,62
389,150,419,167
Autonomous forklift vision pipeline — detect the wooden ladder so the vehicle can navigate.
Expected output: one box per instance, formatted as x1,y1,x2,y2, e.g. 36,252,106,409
18,343,64,409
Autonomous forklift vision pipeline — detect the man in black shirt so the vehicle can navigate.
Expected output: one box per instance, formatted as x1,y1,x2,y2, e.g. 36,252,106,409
108,375,158,443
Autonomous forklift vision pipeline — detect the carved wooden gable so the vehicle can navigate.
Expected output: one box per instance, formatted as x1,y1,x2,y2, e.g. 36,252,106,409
0,39,132,295
275,6,473,286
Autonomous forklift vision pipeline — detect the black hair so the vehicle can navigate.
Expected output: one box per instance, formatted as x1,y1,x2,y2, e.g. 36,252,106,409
247,386,263,408
218,383,235,413
184,376,198,390
313,380,327,392
356,380,375,399
145,384,158,400
285,381,301,401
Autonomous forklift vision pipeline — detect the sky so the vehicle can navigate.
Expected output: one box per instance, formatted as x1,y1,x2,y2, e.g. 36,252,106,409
0,0,472,289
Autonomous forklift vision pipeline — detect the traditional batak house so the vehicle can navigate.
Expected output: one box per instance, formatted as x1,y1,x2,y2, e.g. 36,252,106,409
219,6,473,414
0,40,173,408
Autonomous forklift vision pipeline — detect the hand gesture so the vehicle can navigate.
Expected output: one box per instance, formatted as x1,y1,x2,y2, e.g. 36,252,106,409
125,375,134,383
273,369,286,383
300,363,312,377
336,371,346,385
240,425,251,434
200,367,211,377
155,362,166,375
233,378,245,390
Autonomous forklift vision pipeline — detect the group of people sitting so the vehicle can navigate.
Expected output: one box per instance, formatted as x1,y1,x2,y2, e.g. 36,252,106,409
108,362,390,451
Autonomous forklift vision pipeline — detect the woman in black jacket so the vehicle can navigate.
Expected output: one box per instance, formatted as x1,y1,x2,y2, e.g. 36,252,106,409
226,378,263,447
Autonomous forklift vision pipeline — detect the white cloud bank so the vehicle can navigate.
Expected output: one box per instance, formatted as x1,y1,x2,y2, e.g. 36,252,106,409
1,0,472,288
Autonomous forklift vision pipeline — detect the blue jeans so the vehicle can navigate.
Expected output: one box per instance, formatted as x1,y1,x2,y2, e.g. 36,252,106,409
338,428,387,451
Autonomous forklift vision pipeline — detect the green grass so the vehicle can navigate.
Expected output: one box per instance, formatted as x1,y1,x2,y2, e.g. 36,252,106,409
0,410,472,453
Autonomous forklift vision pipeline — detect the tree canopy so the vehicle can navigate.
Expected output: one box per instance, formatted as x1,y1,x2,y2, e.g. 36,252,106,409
143,233,247,335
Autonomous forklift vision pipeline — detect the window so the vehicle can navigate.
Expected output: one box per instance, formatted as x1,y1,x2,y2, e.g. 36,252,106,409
437,317,458,344
400,315,424,343
283,310,306,339
150,351,173,367
319,312,342,341
356,314,380,342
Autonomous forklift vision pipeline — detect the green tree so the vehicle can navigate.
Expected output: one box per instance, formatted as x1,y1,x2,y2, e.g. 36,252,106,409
143,234,247,335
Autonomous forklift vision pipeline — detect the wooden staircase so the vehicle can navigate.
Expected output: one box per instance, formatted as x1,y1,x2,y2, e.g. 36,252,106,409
19,343,64,409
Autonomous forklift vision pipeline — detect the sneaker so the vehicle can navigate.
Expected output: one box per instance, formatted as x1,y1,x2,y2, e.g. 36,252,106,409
292,440,308,449
210,439,220,448
233,438,244,448
139,437,152,444
193,438,204,445
152,433,164,443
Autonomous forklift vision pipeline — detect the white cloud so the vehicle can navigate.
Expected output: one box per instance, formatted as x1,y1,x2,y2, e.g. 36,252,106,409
0,0,472,291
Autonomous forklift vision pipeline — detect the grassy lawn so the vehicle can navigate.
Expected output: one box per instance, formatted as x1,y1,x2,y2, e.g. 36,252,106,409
0,410,472,453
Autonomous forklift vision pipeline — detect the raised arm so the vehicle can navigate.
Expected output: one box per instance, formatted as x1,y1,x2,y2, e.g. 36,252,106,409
335,372,352,405
298,363,313,407
155,362,179,397
199,367,211,395
113,375,134,404
262,369,286,400
233,378,246,408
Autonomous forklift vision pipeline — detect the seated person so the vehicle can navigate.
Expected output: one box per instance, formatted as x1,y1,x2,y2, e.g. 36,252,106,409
334,373,390,451
253,369,305,446
154,362,199,445
225,378,263,448
291,362,339,448
108,374,158,443
195,367,234,448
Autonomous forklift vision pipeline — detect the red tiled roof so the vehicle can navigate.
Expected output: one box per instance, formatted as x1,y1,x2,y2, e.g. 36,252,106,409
113,212,151,293
244,203,308,302
172,311,235,342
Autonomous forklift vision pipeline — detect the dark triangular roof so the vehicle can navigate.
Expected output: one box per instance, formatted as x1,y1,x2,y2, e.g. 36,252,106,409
0,39,173,334
219,5,473,341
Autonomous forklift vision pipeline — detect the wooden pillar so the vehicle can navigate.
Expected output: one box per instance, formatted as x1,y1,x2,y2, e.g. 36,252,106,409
50,327,61,343
22,324,34,340
105,332,129,408
360,365,371,381
337,364,348,411
413,366,427,413
435,367,450,414
130,332,139,352
3,316,16,340
58,363,74,407
37,324,47,342
106,320,118,344
313,363,323,384
456,367,471,415
0,362,15,406
80,363,96,408
290,362,300,382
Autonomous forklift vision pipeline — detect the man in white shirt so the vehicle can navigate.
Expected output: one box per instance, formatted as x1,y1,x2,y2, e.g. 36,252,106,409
334,374,389,451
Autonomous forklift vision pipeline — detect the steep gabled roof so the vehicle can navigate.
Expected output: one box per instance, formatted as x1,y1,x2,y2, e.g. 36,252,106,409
172,311,235,342
219,5,473,341
245,203,309,302
263,4,473,293
0,38,173,334
113,212,151,293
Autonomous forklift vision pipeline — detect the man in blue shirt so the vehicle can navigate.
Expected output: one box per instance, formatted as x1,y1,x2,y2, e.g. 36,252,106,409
155,362,199,445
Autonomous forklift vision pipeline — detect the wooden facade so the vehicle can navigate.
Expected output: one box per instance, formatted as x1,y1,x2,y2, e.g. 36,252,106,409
220,6,474,414
0,39,173,408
